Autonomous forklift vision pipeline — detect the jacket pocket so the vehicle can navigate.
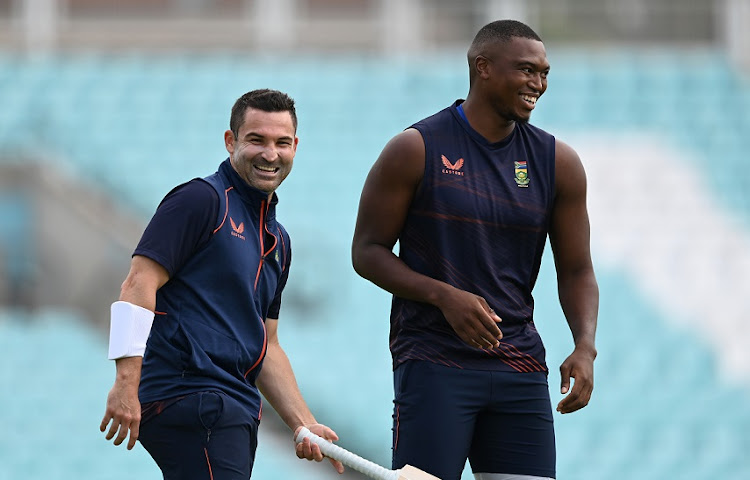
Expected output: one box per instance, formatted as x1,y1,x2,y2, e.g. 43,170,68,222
180,320,242,378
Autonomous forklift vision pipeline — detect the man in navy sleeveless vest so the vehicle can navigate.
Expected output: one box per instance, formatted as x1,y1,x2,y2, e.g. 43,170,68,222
353,20,599,480
100,89,344,479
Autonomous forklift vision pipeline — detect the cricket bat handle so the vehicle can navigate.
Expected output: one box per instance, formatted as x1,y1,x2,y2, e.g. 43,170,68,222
296,427,399,480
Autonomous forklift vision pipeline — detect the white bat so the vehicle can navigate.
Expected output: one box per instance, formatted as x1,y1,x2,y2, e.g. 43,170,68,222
295,427,441,480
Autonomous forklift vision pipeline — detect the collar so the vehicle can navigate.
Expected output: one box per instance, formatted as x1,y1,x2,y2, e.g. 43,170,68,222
451,100,517,150
219,158,280,210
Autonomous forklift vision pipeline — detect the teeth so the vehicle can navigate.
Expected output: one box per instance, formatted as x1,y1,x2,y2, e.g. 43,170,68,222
522,95,537,105
255,165,277,172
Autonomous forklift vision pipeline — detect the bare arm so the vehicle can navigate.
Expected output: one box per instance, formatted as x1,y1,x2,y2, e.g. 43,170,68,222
351,129,502,348
257,319,344,474
100,255,169,449
549,139,599,414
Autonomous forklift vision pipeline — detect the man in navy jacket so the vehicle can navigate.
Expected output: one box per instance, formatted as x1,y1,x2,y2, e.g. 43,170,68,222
101,89,343,479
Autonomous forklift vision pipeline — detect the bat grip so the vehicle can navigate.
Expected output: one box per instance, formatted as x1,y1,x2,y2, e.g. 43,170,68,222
296,427,399,480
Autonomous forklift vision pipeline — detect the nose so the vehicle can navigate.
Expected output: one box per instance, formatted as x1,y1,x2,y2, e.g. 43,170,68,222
528,72,544,92
260,145,278,162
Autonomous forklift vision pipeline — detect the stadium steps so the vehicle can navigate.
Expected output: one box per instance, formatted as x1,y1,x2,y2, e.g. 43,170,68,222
1,49,749,479
0,310,339,480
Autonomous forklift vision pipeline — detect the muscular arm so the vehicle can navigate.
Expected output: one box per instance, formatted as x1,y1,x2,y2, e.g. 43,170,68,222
257,319,344,474
351,129,502,349
549,139,599,414
100,255,169,449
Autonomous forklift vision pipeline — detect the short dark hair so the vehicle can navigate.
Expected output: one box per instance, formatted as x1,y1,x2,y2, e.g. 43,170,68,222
230,89,297,137
467,19,542,63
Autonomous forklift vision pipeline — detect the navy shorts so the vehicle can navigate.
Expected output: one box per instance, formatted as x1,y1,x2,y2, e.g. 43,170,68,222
392,361,555,480
139,391,260,480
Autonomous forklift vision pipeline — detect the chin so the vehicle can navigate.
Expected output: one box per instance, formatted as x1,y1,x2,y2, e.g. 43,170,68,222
503,109,531,124
246,180,275,193
257,185,277,194
514,111,533,123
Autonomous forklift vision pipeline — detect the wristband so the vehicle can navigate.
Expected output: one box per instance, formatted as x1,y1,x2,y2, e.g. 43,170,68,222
108,301,155,360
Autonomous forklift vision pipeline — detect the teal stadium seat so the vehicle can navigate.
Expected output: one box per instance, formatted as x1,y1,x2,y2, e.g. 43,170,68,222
1,50,749,480
0,310,337,480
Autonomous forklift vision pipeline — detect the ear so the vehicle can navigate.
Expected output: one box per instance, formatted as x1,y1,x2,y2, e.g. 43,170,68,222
474,55,491,80
293,136,299,153
224,130,235,154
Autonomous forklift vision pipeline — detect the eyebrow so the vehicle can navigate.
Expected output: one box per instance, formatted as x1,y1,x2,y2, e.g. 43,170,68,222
516,60,550,71
244,132,295,141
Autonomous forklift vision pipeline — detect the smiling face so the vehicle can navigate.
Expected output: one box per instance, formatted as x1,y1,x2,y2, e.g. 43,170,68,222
224,107,298,194
476,36,550,123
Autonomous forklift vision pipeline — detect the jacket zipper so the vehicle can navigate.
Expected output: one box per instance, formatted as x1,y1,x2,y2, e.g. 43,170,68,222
247,200,279,382
253,200,278,290
253,200,266,290
244,315,268,380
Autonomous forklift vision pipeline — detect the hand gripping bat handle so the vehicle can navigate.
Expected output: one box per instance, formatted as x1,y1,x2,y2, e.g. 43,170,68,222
295,427,399,480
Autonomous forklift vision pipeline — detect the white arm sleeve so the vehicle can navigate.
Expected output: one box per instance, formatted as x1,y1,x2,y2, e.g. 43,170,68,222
107,301,155,360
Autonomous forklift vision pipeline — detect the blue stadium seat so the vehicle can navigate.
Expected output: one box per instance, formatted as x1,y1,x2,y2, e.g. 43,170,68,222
0,309,339,480
1,49,749,480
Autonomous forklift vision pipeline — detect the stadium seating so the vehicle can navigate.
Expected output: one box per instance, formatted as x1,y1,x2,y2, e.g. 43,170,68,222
0,49,749,479
0,192,34,303
0,309,337,480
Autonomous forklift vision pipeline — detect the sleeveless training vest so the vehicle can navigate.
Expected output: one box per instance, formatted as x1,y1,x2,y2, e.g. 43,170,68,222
391,101,555,373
